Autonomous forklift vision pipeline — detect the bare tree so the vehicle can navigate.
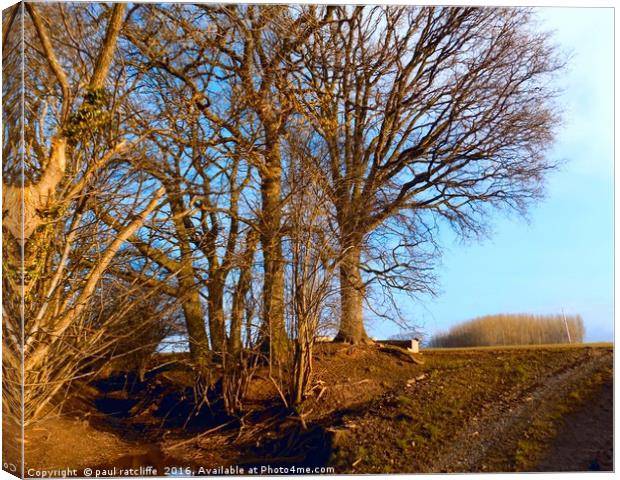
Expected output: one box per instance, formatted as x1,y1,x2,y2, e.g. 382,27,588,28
1,3,170,423
187,5,339,360
118,4,262,361
292,6,563,343
284,125,340,406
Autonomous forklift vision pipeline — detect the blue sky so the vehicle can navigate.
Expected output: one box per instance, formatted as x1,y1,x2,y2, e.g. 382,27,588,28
371,7,614,343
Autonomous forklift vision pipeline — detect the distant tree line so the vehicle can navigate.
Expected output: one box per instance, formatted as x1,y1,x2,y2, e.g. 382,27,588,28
429,314,585,348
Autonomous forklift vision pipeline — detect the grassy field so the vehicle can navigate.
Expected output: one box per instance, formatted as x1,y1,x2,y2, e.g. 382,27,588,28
13,343,613,475
328,343,612,473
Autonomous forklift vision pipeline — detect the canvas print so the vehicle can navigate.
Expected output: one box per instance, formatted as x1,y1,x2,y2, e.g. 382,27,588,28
1,1,613,477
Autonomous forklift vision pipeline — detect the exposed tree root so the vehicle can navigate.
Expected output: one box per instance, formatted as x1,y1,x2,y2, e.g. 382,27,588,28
377,344,425,365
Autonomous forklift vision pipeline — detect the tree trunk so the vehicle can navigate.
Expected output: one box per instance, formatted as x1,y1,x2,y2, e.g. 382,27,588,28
230,241,255,354
181,285,210,364
208,277,226,354
229,291,243,355
166,183,210,363
229,231,257,354
3,137,67,243
259,131,288,359
335,243,370,344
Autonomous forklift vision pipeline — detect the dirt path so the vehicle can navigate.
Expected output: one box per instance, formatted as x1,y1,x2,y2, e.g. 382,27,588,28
426,349,613,472
536,380,613,471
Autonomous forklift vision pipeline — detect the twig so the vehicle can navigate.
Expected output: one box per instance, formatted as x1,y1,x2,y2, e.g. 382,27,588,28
164,419,237,450
269,374,289,408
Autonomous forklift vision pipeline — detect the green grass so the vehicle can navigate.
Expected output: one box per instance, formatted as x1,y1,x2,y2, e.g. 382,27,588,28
512,363,613,471
328,345,613,473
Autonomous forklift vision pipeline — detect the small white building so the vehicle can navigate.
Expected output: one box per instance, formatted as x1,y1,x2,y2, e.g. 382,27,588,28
409,338,421,353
